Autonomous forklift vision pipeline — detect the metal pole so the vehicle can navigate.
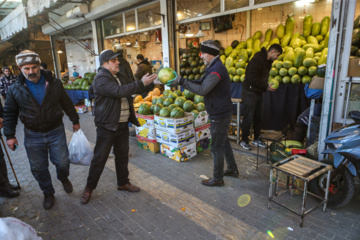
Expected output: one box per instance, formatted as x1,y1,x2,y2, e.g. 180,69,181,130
0,136,20,189
343,77,352,126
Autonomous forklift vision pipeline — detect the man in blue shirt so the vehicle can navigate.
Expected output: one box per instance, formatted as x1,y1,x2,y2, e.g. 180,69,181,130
4,50,80,210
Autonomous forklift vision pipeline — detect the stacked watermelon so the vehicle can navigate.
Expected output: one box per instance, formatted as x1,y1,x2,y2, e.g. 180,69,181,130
351,15,360,56
220,15,330,85
64,72,96,90
179,48,205,81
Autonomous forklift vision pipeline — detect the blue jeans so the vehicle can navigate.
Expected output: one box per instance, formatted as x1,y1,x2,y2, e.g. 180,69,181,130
24,124,70,195
210,114,238,181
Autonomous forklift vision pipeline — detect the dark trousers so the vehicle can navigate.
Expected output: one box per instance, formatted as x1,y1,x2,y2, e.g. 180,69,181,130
210,114,238,181
241,89,263,143
0,148,9,185
86,123,130,190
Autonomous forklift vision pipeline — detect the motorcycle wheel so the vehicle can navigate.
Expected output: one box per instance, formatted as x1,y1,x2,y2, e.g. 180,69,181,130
309,159,354,208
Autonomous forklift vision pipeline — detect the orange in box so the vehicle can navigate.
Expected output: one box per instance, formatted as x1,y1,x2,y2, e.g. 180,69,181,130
137,136,159,154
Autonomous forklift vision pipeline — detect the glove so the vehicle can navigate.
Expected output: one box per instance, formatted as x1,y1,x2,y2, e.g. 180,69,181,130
165,71,180,87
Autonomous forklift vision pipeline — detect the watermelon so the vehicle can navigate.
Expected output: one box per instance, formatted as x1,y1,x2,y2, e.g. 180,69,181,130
183,89,195,100
159,107,171,117
196,103,206,112
168,104,177,110
170,107,185,118
183,100,194,112
163,98,174,107
194,95,204,103
156,96,165,104
138,103,151,115
191,110,199,114
158,68,176,84
153,103,163,114
174,97,186,107
167,93,178,100
163,90,172,98
173,90,182,96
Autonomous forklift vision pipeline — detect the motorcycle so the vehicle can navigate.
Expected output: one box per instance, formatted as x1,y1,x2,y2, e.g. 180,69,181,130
309,111,360,208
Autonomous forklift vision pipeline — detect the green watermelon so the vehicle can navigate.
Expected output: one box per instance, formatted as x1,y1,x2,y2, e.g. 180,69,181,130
167,93,178,100
159,107,171,117
173,90,182,96
183,100,194,112
163,90,172,98
138,103,151,115
174,97,186,107
183,89,195,100
196,103,206,112
156,96,165,104
194,95,204,104
162,98,173,107
153,103,163,114
168,104,177,110
170,107,185,118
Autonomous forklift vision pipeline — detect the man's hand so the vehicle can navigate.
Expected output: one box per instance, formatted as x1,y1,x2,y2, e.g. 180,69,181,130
268,83,277,92
73,124,80,132
141,73,157,86
7,138,18,151
0,118,3,129
165,71,181,87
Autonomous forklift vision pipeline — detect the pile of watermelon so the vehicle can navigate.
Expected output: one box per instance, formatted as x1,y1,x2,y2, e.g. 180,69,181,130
351,15,360,57
220,15,330,86
179,48,205,81
137,89,205,118
64,72,96,90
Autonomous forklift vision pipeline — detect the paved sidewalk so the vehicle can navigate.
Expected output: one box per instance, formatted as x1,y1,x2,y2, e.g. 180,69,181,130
0,112,359,240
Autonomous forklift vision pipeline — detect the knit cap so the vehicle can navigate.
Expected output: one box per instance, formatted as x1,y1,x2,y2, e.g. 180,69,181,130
15,50,41,66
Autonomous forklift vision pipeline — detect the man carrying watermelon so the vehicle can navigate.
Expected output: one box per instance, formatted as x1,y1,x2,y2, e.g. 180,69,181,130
80,49,157,204
161,40,239,187
240,44,283,150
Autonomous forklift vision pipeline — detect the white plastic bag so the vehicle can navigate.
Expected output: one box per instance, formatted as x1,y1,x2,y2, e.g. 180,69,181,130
0,217,42,240
68,129,93,166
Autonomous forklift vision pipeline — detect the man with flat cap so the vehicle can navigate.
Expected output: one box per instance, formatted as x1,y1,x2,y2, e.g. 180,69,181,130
164,40,238,187
80,49,157,204
3,50,80,209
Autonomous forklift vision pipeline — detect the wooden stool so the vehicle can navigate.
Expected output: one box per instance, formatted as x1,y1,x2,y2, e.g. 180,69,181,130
228,98,242,144
268,155,332,227
256,132,285,169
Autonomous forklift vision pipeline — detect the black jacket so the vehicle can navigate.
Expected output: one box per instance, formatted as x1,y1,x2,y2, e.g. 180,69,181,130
243,47,273,94
92,67,154,131
4,70,79,139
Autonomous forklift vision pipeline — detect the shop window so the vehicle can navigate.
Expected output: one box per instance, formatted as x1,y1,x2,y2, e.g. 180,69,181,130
344,83,360,120
103,14,124,37
224,0,248,11
125,10,136,33
177,0,220,21
138,2,161,29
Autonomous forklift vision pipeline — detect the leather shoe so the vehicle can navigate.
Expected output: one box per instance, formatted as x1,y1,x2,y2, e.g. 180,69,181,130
80,187,92,204
61,178,73,193
201,178,224,187
9,184,20,190
43,194,55,210
0,183,19,198
223,170,239,177
118,182,140,192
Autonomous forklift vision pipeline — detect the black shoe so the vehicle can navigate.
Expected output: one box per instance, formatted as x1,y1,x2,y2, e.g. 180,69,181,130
61,178,73,193
0,182,19,198
43,194,55,210
9,184,20,190
223,170,239,177
201,178,224,187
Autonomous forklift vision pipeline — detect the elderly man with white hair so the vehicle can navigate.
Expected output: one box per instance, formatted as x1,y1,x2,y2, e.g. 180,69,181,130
3,50,80,210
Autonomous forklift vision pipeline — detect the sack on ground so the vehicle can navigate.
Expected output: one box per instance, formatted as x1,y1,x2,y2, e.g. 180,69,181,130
68,129,93,166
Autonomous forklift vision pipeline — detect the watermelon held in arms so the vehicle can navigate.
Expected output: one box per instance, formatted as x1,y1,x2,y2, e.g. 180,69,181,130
158,68,176,84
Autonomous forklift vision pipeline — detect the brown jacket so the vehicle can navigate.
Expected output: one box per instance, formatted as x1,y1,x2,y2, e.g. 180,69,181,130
134,60,152,81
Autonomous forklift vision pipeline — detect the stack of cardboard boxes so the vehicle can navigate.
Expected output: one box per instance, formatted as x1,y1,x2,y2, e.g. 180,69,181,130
192,111,211,153
135,113,159,153
155,113,197,162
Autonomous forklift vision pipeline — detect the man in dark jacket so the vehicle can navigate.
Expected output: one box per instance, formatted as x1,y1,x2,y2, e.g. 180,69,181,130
0,67,17,100
134,54,152,97
164,40,238,187
4,50,80,210
80,49,157,204
240,44,282,150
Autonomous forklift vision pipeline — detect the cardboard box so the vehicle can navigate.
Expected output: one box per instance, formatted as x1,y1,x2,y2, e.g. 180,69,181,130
160,142,197,162
348,57,360,77
137,137,159,154
154,112,194,134
195,123,211,141
135,126,156,140
196,137,211,152
191,111,210,128
156,128,195,148
136,113,155,128
75,105,87,113
309,76,325,89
